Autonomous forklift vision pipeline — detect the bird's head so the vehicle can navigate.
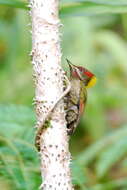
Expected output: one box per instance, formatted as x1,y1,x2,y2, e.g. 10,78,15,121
66,59,96,88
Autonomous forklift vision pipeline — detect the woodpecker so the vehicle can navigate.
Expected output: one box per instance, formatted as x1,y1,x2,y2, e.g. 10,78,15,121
65,59,96,135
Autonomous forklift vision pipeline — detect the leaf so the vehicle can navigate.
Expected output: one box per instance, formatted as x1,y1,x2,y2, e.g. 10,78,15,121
96,137,127,178
94,31,127,68
71,161,87,189
0,104,35,125
90,178,127,190
0,0,28,9
0,105,40,189
89,0,127,5
0,139,29,190
76,126,127,166
60,2,127,17
1,0,127,16
61,0,127,6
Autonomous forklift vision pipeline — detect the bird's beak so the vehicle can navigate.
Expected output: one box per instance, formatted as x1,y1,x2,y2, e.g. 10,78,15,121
66,59,74,72
66,59,82,79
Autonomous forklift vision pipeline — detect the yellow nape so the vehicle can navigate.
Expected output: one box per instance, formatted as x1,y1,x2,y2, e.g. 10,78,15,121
86,76,97,88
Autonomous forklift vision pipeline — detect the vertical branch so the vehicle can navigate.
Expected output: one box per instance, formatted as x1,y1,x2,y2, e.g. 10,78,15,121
29,0,73,189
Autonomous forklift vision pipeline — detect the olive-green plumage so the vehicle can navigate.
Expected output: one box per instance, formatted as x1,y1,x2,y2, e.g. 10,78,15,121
65,59,96,135
65,75,87,135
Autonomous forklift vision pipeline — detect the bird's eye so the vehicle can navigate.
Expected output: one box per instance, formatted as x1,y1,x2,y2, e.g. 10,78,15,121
79,67,83,73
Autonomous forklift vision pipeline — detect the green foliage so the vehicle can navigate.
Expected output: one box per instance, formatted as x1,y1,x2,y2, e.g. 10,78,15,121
1,0,127,16
0,105,41,190
0,0,27,9
1,105,127,189
0,1,127,190
60,2,127,17
76,126,127,166
61,0,127,5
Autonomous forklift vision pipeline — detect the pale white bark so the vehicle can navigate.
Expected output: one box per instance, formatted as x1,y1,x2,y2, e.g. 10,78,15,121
29,0,74,189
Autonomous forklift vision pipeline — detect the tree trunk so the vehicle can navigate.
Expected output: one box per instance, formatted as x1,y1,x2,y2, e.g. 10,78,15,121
29,0,74,189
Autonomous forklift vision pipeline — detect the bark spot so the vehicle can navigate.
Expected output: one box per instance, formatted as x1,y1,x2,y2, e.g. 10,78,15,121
45,154,48,158
43,183,46,187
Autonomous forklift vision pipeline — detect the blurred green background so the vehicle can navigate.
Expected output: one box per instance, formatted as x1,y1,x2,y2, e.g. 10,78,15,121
1,0,127,189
